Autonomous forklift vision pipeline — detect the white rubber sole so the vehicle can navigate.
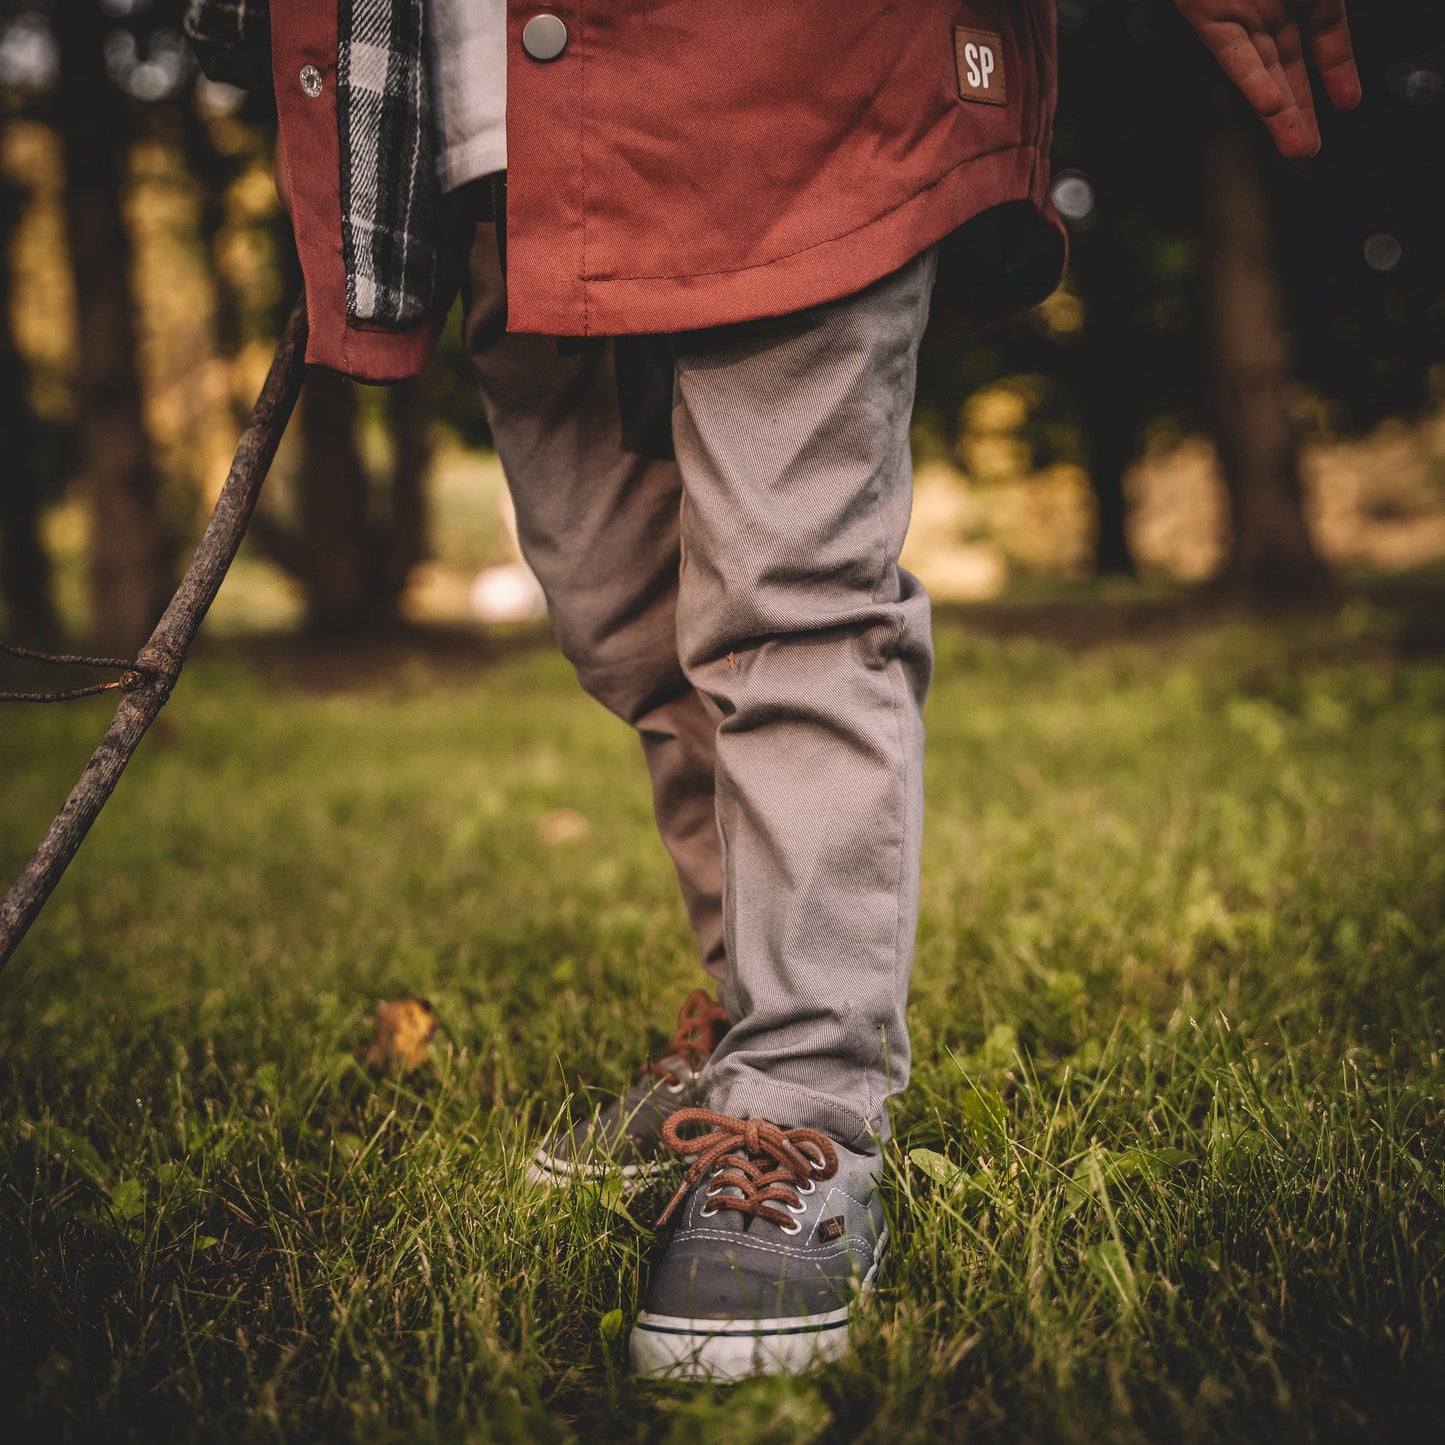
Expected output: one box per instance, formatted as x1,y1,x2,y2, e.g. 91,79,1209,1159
630,1306,851,1380
629,1227,888,1382
525,1148,661,1190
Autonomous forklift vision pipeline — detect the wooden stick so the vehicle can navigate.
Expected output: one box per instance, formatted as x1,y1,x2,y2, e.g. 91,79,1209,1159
0,296,309,974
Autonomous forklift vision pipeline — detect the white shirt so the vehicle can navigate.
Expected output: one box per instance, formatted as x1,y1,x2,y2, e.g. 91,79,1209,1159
427,0,507,192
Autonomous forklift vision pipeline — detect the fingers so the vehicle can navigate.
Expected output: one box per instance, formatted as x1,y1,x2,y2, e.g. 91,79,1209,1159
1196,19,1321,158
1178,2,1360,159
1307,0,1363,110
1197,20,1292,115
1271,22,1318,125
1259,23,1323,157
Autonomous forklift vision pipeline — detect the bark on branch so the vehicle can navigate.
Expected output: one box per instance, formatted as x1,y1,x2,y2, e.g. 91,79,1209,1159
0,296,309,975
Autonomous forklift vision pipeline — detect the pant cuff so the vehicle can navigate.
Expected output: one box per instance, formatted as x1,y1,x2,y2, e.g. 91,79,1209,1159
702,1065,885,1153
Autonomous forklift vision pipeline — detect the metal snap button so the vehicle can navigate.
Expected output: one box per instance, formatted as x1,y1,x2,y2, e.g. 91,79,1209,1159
299,64,323,97
522,14,568,62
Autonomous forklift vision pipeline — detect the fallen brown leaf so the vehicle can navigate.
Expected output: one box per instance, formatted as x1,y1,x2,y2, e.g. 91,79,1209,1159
359,993,438,1074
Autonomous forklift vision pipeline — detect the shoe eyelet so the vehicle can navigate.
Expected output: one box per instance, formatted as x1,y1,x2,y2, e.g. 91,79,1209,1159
786,1198,807,1215
779,1217,802,1235
797,1179,816,1196
664,1081,686,1096
699,1202,719,1218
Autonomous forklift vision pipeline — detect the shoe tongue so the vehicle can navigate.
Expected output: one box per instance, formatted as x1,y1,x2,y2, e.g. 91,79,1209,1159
697,1159,801,1233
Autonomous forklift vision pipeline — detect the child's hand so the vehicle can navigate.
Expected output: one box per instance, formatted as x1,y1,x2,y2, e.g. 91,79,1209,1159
1175,0,1361,157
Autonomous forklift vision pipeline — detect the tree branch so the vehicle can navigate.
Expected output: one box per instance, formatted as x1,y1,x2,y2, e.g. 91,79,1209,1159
0,295,309,975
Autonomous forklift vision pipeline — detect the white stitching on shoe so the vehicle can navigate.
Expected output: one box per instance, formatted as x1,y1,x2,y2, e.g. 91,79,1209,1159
822,1185,876,1210
671,1229,862,1261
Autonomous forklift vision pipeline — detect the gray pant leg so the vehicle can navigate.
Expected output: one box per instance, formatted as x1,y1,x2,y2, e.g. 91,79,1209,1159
671,248,938,1149
461,222,725,979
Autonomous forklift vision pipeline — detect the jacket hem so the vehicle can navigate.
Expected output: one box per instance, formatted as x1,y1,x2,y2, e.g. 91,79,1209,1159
507,143,1059,338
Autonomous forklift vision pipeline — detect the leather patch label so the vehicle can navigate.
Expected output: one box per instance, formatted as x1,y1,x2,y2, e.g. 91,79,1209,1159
819,1216,846,1242
954,27,1007,106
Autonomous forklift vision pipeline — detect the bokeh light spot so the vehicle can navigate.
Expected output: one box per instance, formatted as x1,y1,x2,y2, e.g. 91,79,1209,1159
1363,233,1403,273
1052,171,1097,228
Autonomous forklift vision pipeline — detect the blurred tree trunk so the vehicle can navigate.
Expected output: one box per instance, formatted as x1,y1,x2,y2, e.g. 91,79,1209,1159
0,177,58,643
1065,288,1138,577
296,369,374,634
1200,78,1327,600
1082,390,1136,576
1048,7,1141,581
261,372,430,632
249,220,429,636
54,2,175,654
180,96,248,430
382,379,431,605
289,375,432,635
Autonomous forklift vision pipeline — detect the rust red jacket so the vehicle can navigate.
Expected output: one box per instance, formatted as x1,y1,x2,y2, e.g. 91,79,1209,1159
263,0,1064,381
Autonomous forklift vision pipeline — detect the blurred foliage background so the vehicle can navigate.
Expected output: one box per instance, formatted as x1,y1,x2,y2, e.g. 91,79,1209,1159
0,0,1441,657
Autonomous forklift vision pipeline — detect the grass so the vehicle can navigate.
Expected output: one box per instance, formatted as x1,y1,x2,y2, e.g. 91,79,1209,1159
1,589,1443,1442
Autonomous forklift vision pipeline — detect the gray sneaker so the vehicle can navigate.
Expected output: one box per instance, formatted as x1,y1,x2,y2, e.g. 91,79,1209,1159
629,1108,886,1381
528,990,730,1186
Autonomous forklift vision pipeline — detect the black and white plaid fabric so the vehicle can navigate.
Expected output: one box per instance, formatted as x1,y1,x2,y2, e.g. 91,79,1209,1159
185,0,438,329
337,0,437,326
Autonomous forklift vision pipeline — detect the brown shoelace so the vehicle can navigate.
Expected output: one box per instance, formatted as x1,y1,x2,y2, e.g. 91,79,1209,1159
656,1108,839,1228
643,989,730,1088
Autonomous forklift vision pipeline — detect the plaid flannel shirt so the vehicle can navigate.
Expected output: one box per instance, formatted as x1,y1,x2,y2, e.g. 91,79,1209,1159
184,0,437,328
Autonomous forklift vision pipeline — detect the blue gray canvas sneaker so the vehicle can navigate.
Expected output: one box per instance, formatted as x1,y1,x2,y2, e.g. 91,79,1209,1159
528,990,730,1186
629,1108,887,1380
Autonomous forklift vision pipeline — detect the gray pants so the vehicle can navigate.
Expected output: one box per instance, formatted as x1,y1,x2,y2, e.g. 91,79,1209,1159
462,224,936,1150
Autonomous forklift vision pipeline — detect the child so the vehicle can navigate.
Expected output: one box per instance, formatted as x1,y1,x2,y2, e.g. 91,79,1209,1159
186,0,1358,1380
